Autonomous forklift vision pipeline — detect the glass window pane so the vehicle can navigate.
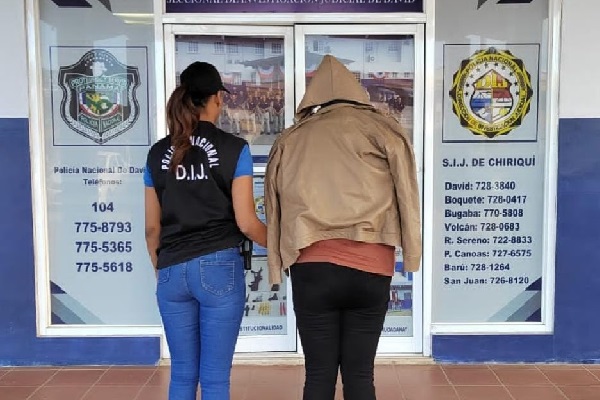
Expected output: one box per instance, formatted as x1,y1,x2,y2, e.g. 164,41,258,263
174,34,289,336
305,34,416,337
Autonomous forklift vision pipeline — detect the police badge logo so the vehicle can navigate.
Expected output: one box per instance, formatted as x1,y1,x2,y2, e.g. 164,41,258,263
449,47,533,138
58,49,141,145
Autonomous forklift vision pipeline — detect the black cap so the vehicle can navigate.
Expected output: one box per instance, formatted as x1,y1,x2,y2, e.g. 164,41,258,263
180,61,230,95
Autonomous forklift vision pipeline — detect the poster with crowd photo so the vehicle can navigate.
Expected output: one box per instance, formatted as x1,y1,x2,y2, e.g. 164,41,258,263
45,45,160,326
174,35,287,151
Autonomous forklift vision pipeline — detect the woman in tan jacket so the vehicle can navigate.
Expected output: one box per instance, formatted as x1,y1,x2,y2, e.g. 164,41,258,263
265,55,422,400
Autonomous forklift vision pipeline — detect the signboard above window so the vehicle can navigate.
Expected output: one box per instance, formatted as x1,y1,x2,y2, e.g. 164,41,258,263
164,0,424,13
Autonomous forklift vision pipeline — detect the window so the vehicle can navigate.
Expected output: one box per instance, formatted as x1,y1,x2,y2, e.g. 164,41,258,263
227,43,239,54
312,41,324,53
232,73,242,85
188,41,198,53
33,0,161,331
255,42,264,55
365,42,374,53
271,42,282,54
388,42,400,52
214,42,225,54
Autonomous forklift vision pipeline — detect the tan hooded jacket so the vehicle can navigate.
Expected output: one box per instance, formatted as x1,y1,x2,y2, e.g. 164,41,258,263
265,55,422,284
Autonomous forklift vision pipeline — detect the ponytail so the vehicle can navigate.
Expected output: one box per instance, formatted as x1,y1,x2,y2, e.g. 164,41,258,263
166,86,198,172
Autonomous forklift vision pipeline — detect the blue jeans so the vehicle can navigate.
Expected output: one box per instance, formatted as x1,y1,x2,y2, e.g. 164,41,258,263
156,248,246,400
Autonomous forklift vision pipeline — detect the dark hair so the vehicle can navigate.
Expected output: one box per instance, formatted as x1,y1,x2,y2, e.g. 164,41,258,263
166,86,210,172
167,61,228,172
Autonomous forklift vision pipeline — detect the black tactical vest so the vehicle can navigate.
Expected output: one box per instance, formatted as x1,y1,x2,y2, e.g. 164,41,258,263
146,121,247,269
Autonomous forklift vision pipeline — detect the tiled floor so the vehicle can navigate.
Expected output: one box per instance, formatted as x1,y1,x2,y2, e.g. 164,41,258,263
1,364,600,399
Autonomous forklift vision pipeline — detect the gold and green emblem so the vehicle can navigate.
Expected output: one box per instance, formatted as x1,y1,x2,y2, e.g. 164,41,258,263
449,47,533,138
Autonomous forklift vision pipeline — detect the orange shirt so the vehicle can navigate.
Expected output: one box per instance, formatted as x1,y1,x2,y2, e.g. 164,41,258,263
296,239,395,276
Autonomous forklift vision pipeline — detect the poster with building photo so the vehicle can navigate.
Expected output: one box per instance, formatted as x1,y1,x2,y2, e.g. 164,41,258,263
175,35,286,150
304,34,415,141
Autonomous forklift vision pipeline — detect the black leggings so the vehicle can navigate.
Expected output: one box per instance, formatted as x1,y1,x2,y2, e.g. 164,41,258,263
291,262,391,400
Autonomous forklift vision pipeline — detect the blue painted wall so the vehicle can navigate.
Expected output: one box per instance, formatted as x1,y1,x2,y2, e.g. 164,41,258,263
433,118,600,363
0,118,160,366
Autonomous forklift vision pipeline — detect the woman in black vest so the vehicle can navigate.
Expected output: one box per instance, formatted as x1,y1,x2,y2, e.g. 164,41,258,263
144,62,267,400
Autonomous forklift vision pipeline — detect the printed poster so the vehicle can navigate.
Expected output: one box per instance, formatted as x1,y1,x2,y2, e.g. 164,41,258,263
46,46,160,325
433,43,545,323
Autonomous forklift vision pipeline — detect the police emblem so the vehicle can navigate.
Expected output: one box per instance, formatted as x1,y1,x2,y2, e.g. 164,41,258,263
58,49,141,145
449,47,533,138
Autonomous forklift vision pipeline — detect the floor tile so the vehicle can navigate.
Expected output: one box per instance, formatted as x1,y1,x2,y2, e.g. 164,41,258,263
443,367,500,385
494,368,552,385
375,366,401,386
96,367,155,386
250,365,301,385
29,385,90,400
402,384,458,400
81,385,142,400
147,367,170,386
585,368,600,380
395,365,449,386
375,384,404,400
0,369,58,386
541,369,599,386
454,385,512,400
507,385,567,400
246,383,301,400
558,385,600,400
45,369,105,386
229,384,247,400
2,363,600,400
231,366,253,385
489,364,539,370
0,386,38,400
538,364,586,370
134,385,169,400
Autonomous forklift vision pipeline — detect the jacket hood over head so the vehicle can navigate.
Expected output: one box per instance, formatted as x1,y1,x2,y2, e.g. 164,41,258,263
296,55,371,118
